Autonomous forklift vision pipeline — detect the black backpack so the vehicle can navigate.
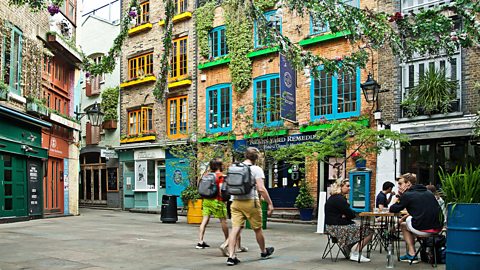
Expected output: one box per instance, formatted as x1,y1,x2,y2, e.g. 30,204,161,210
198,173,218,198
226,163,255,195
420,234,446,264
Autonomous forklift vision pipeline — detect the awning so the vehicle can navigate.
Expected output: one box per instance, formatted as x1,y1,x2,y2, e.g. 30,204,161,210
0,105,51,128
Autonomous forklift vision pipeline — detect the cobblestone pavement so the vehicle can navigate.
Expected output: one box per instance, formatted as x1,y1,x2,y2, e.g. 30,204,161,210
0,208,445,270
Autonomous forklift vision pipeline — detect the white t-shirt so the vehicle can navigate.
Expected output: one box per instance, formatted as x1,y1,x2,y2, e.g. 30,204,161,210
232,162,265,200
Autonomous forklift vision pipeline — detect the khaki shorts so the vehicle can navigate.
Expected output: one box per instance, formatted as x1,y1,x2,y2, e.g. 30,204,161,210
231,199,262,229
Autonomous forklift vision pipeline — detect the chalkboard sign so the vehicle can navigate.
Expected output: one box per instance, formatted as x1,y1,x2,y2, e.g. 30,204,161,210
27,160,42,216
107,168,118,192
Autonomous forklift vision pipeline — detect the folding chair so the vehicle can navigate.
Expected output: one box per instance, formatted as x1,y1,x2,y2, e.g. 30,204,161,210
322,233,349,262
410,228,443,267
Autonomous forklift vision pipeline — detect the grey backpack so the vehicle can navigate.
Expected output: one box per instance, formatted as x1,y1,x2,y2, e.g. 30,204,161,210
226,163,255,195
198,173,218,198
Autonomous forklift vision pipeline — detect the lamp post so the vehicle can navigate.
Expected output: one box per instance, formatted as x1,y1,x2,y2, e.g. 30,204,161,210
361,73,389,128
75,102,104,126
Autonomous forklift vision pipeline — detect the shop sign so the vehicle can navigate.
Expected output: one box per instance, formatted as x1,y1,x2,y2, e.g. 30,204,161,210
134,148,165,160
27,161,42,216
280,54,297,122
235,134,317,151
101,149,118,159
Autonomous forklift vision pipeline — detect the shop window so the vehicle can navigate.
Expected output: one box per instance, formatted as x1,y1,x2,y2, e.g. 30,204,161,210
310,67,360,120
157,162,166,189
207,84,231,133
253,74,282,127
174,0,188,15
2,24,22,95
136,1,150,25
135,160,156,190
128,52,154,80
170,37,188,80
254,10,282,48
209,26,228,58
167,96,188,139
128,107,154,136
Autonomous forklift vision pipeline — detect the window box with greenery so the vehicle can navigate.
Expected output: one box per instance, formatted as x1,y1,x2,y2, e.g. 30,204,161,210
439,166,480,269
101,87,119,130
295,180,315,221
401,68,458,118
26,97,50,117
0,81,8,101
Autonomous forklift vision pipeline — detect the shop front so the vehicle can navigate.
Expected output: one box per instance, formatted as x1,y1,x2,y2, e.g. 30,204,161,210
0,105,50,221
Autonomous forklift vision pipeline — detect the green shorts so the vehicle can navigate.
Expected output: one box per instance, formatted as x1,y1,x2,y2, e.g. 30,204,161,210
202,199,227,219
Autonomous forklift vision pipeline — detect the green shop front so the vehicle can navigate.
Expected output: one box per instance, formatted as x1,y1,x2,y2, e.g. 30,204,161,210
0,105,50,221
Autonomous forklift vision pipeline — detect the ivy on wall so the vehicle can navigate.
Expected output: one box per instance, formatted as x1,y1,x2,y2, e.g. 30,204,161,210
224,0,253,93
255,0,277,10
101,87,119,121
196,1,216,59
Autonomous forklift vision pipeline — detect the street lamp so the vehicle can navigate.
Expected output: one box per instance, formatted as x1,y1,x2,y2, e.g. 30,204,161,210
360,73,390,128
75,102,104,126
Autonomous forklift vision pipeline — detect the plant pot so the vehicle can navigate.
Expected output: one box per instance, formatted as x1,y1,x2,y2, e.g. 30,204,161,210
446,203,480,269
102,120,117,130
187,199,203,224
26,102,49,117
0,91,8,101
449,99,460,113
299,208,314,221
355,159,366,169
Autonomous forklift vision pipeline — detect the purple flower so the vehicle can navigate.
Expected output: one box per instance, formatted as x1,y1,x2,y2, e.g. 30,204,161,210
128,10,137,18
47,4,60,16
85,72,90,78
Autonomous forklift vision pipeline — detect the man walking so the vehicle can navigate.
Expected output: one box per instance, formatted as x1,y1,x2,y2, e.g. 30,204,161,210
226,147,274,266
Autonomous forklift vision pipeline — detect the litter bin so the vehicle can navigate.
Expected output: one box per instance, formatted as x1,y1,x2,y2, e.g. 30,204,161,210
245,200,267,229
160,195,178,223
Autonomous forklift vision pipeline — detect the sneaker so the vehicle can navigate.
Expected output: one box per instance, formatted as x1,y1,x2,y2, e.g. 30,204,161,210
349,253,371,263
236,246,248,253
219,244,229,257
195,242,210,249
400,253,419,263
260,247,274,259
226,257,240,266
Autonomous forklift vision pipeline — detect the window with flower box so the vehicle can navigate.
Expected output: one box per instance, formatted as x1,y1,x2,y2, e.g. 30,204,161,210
2,24,22,95
136,1,150,25
310,67,360,120
207,84,231,133
209,26,228,59
254,10,282,48
170,37,188,80
128,107,154,136
254,74,282,127
128,52,154,80
167,96,188,138
175,0,188,15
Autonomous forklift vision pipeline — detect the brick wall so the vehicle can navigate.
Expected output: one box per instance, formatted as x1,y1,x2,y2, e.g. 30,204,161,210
120,0,197,141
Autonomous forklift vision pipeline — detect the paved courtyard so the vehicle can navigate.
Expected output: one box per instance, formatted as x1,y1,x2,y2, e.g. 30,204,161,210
0,209,445,270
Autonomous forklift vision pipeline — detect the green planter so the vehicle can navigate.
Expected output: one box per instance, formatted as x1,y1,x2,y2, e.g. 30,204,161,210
0,91,8,101
26,102,49,117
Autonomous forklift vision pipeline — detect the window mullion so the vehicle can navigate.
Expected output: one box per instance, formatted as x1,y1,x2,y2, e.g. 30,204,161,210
332,73,338,117
217,88,221,128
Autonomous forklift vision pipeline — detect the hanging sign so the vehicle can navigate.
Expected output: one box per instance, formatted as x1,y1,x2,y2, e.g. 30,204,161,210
280,54,297,122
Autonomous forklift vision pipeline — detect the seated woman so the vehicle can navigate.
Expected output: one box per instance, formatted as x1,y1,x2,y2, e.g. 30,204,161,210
325,179,374,263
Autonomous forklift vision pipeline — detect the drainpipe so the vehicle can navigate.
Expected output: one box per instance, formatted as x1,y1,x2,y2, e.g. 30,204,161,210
119,0,124,210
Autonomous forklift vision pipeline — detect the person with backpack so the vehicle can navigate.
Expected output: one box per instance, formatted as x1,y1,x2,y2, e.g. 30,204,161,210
196,158,229,250
225,147,274,266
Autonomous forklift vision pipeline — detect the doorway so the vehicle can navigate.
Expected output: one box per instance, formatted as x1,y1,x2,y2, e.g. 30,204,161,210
0,154,27,217
44,157,63,214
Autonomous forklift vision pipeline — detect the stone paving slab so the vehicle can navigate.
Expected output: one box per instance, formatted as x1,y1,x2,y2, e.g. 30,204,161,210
0,208,445,270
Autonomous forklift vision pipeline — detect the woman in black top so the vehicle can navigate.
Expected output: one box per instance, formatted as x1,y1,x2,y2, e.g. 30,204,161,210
325,179,373,263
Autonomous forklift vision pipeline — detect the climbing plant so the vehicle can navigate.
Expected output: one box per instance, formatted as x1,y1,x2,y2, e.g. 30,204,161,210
101,87,119,121
255,0,277,10
153,0,175,101
196,0,216,59
224,0,253,92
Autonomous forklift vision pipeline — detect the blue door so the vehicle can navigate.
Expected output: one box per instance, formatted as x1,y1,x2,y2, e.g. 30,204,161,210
165,154,189,207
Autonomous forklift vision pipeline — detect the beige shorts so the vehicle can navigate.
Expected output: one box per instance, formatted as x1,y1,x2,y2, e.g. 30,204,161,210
231,199,262,229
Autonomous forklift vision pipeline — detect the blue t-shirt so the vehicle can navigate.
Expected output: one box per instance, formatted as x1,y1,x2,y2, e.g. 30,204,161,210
376,191,388,208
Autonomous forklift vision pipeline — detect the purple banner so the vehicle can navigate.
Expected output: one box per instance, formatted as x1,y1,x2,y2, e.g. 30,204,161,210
280,54,297,122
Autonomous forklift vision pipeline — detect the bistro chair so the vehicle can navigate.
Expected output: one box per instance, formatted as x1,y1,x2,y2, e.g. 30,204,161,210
322,232,349,262
410,228,443,267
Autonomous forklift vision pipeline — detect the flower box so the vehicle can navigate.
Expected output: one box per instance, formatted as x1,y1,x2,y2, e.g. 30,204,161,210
128,23,153,36
120,75,156,88
26,102,50,117
102,120,117,130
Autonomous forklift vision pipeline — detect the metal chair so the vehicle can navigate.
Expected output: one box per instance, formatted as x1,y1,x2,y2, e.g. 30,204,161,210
410,229,444,267
322,233,349,262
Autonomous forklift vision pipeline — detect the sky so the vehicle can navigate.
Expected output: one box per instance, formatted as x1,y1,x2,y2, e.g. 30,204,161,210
80,0,121,23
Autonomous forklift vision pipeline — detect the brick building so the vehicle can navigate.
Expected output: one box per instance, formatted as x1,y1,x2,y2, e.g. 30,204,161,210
117,0,197,209
376,0,480,193
0,0,81,221
196,0,378,210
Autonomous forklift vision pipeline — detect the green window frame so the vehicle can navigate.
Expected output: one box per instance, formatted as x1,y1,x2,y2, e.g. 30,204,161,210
2,24,23,95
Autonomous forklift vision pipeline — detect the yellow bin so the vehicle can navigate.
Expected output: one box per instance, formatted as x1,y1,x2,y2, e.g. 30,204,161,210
187,199,203,224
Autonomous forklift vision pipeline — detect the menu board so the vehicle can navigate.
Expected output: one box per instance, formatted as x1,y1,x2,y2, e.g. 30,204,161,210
27,160,42,216
107,168,118,192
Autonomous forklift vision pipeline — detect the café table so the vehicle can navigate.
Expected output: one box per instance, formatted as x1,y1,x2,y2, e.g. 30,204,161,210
357,211,402,263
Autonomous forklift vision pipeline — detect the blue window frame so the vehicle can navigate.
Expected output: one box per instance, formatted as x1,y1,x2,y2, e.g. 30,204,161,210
310,67,361,120
208,26,228,58
254,10,282,48
253,74,283,127
206,83,232,133
1,24,22,95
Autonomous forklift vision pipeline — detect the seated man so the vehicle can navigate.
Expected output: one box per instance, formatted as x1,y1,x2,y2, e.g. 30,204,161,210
389,173,442,263
376,181,395,211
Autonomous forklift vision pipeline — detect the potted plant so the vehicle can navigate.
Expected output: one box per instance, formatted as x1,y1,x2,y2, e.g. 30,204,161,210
351,151,366,169
403,68,457,116
295,180,315,221
180,184,202,224
0,81,8,101
439,165,480,269
101,87,119,130
26,96,49,117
